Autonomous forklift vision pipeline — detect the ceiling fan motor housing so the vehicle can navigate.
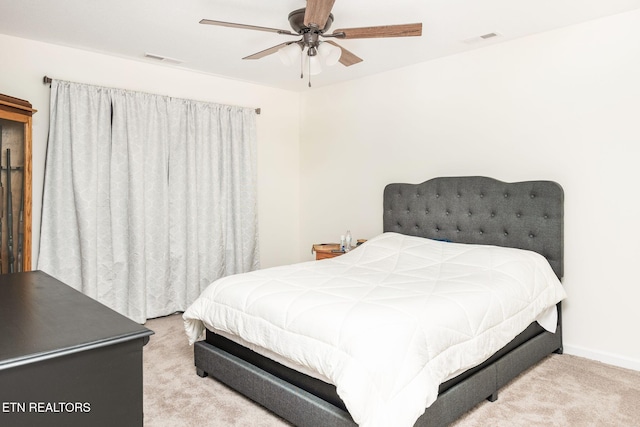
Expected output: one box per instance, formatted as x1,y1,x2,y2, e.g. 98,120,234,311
288,8,333,34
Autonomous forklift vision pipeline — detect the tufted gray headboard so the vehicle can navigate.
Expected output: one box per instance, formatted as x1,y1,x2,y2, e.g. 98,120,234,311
383,176,564,279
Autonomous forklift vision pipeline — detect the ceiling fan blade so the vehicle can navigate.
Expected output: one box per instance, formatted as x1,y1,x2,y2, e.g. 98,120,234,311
243,42,294,60
304,0,336,28
325,41,363,67
331,23,422,39
200,19,296,35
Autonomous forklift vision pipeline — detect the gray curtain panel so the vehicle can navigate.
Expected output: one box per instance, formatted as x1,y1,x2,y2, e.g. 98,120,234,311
38,80,259,323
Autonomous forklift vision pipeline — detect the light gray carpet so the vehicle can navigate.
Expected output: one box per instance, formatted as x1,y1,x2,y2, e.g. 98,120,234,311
143,314,640,426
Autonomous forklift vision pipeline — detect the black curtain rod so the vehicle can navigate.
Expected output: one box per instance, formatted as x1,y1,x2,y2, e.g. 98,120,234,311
42,76,261,115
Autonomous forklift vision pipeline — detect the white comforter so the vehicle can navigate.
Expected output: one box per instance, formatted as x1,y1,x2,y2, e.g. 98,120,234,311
184,232,566,427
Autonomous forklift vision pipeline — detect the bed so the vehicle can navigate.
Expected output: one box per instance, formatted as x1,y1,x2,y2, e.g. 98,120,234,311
184,176,565,427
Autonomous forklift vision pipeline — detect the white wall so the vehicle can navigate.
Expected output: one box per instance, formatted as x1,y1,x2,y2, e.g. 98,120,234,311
0,33,301,269
299,9,640,370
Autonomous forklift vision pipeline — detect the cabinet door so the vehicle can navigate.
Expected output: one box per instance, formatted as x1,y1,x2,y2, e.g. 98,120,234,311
0,94,34,273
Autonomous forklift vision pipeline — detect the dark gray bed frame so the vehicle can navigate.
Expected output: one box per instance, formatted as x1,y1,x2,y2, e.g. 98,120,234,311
193,176,564,426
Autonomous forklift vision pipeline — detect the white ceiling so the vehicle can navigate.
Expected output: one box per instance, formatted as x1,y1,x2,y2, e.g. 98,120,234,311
2,0,640,92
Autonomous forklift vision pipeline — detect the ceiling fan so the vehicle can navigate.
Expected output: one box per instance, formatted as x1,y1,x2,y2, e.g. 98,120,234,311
200,0,422,86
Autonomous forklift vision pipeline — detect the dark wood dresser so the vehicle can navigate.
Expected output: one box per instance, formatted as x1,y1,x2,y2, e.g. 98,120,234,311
0,271,153,427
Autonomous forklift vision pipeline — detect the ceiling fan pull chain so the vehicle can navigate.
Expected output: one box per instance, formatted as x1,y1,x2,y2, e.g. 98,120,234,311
308,58,312,87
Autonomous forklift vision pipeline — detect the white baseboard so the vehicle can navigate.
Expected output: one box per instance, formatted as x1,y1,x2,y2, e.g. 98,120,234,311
563,344,640,372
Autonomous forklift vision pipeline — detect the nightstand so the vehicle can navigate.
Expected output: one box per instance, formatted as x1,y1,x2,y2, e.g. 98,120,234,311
312,243,344,260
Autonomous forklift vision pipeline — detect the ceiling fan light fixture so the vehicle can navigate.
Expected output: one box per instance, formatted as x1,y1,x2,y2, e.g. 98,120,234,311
318,41,341,66
278,42,302,66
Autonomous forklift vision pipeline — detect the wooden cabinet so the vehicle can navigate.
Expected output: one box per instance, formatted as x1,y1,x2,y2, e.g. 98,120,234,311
0,94,34,273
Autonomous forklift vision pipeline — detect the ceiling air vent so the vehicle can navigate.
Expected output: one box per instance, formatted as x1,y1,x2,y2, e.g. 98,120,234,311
462,32,502,44
480,32,499,40
144,52,183,65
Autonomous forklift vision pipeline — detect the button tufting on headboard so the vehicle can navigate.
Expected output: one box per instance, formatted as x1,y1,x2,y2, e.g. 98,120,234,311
383,176,564,278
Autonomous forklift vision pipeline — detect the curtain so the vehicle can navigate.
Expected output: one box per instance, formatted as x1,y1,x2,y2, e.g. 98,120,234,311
38,80,259,323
